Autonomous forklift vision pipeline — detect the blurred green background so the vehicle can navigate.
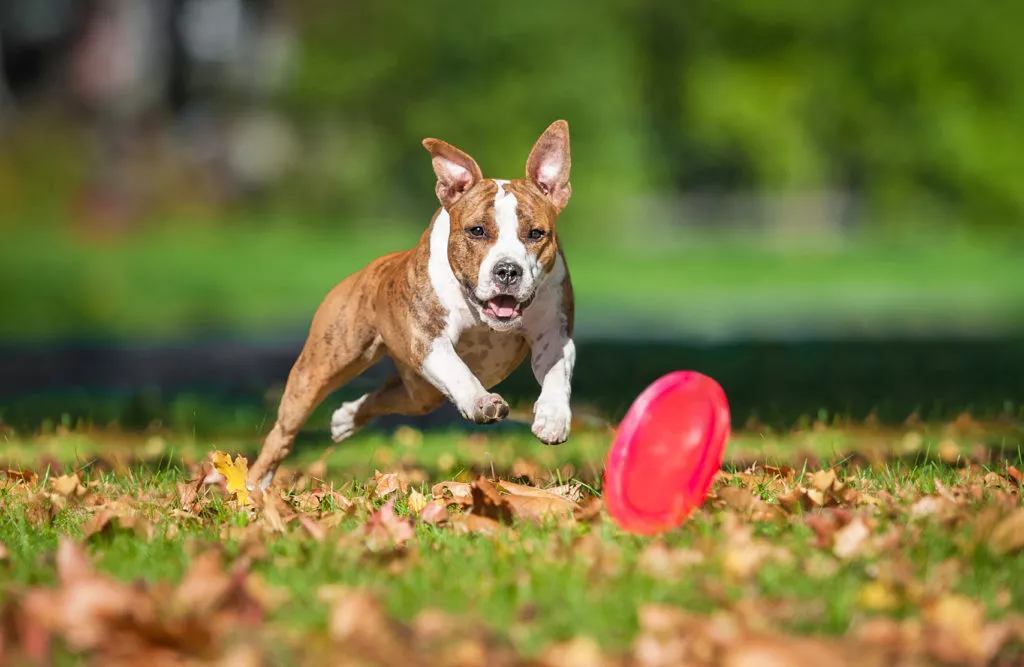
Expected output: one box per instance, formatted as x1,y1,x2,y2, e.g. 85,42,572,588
2,0,1023,428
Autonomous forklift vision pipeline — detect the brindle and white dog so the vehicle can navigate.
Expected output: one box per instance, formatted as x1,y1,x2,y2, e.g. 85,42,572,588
247,121,575,490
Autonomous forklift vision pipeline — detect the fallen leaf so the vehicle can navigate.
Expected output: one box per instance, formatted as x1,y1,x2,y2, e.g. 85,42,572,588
82,508,153,542
922,594,987,664
431,481,473,506
4,468,38,485
510,458,540,483
210,451,251,506
717,486,757,513
174,549,234,616
574,496,604,523
51,474,86,497
763,464,795,480
497,480,579,521
407,488,428,515
451,513,510,537
323,587,412,664
364,497,415,551
372,471,407,499
989,509,1024,555
299,515,327,542
1007,465,1023,485
469,477,514,524
419,500,449,525
260,491,288,533
546,483,584,504
910,495,954,519
808,469,838,493
832,516,871,560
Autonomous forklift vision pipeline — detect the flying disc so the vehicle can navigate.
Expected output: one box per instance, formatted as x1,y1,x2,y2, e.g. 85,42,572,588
603,371,730,535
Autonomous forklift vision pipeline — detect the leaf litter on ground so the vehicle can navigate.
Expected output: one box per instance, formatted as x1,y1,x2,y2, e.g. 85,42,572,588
0,418,1023,665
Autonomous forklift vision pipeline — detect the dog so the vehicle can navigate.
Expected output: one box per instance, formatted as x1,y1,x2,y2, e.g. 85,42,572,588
247,120,576,490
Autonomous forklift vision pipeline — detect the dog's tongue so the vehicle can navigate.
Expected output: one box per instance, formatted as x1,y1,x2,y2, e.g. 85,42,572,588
486,295,519,319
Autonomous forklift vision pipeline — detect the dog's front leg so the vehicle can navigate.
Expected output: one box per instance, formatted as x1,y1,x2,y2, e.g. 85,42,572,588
419,338,509,424
527,327,576,445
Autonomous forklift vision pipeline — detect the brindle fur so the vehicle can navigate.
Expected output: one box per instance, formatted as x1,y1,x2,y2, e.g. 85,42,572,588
247,122,574,489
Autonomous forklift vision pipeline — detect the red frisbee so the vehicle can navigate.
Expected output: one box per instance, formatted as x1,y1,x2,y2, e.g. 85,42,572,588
603,371,730,535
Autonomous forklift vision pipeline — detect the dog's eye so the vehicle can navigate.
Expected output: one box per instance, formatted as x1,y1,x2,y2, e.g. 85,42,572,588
528,229,545,241
468,226,485,238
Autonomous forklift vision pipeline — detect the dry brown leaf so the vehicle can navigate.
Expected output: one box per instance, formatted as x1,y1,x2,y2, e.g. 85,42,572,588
716,486,757,513
922,594,987,664
419,500,449,525
497,480,579,521
808,469,839,493
574,496,604,523
910,495,955,519
363,497,415,551
4,468,38,485
372,470,407,500
260,492,288,533
296,515,326,542
82,508,154,542
51,474,86,497
469,477,515,524
1007,465,1023,485
451,513,510,537
988,509,1024,555
510,458,540,483
431,480,474,506
763,464,796,480
832,516,871,560
323,587,412,664
546,483,584,504
720,515,791,581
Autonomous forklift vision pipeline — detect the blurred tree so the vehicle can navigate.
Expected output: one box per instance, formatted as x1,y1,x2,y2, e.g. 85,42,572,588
2,0,1023,229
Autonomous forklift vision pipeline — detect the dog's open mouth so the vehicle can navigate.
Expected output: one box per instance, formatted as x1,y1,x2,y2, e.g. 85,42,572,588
483,295,523,321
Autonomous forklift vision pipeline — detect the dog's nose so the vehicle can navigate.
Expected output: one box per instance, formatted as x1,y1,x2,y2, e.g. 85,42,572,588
493,261,523,287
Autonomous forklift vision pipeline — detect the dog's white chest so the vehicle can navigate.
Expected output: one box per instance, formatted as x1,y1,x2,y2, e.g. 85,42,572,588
454,326,528,389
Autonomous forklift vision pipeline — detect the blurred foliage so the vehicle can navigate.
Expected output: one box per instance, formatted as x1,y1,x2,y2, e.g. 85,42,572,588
3,0,1022,230
274,0,1024,228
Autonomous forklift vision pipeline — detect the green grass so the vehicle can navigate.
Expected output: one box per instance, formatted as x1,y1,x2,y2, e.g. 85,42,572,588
3,223,1024,341
1,420,1022,663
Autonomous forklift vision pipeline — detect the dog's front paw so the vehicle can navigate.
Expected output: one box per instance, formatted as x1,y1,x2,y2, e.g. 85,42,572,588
532,399,571,445
472,393,509,424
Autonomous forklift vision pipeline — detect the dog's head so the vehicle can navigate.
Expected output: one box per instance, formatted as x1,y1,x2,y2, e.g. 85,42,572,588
422,120,571,331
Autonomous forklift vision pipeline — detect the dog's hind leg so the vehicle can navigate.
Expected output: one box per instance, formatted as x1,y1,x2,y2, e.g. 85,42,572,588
331,364,445,439
248,336,381,491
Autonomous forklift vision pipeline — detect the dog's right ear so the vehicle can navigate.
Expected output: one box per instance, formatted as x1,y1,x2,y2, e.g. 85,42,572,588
422,138,483,209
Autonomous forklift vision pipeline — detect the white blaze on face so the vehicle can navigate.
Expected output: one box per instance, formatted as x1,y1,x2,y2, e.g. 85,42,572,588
476,179,542,303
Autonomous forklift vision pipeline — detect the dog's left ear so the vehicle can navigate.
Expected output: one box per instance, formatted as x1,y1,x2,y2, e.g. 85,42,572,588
526,120,572,210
